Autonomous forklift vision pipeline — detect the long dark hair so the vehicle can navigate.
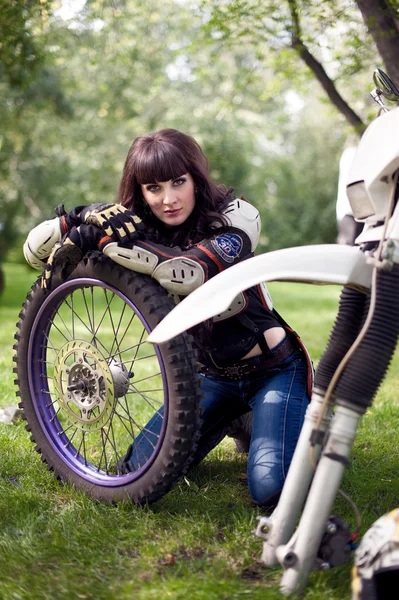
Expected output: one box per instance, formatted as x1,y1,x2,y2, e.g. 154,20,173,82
118,128,233,247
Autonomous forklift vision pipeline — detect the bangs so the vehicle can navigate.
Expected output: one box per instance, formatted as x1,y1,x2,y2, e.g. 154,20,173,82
134,142,190,184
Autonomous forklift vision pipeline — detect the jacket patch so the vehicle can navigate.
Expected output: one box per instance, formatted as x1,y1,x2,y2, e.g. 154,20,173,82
211,233,243,263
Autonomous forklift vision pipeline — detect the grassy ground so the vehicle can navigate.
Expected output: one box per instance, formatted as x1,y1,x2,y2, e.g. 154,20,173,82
0,262,398,600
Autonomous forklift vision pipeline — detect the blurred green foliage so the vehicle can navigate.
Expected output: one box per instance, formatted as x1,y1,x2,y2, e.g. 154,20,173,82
0,0,384,269
0,0,52,88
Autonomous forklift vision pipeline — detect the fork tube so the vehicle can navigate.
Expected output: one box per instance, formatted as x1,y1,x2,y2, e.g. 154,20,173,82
258,286,367,565
258,390,333,566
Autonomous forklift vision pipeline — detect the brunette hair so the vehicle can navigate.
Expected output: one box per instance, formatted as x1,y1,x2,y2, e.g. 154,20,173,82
118,128,232,247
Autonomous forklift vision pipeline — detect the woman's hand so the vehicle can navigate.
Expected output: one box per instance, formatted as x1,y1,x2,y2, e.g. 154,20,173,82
41,229,83,290
80,203,144,244
41,224,106,290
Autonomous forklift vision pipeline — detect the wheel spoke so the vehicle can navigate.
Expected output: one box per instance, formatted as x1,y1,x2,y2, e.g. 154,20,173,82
81,288,95,337
42,331,59,354
98,428,112,474
106,340,148,361
129,353,158,362
54,309,73,341
128,371,162,384
104,417,120,461
108,294,132,358
39,359,55,367
70,293,75,338
89,289,116,345
124,327,146,382
111,409,136,438
64,426,79,449
125,386,162,413
73,431,86,462
47,317,70,344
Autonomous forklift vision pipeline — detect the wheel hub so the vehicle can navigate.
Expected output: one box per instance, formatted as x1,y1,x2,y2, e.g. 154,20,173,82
53,340,115,431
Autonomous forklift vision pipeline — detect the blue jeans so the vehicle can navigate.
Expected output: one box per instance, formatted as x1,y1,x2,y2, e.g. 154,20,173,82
124,351,309,505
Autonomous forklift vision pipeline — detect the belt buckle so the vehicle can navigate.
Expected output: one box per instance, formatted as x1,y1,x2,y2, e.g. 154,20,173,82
225,364,243,379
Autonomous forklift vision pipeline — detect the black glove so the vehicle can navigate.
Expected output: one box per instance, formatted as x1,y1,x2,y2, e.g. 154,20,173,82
41,224,104,291
55,204,86,233
80,203,144,244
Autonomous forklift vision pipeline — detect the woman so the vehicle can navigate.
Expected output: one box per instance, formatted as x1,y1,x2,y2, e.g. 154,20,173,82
24,128,311,507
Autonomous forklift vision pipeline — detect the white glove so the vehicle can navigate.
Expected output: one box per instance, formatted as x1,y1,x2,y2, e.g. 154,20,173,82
23,218,64,270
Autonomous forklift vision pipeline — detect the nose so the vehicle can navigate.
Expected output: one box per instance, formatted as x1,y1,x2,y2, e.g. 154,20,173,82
163,186,177,206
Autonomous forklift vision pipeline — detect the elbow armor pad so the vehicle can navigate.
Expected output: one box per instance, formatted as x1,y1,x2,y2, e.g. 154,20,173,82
103,243,206,295
152,258,205,294
103,243,157,275
23,218,63,270
222,198,261,252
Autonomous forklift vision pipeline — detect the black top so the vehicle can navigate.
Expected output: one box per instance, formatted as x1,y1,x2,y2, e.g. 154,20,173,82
198,285,280,367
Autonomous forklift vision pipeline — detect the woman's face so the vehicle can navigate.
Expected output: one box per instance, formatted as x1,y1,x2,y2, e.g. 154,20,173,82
141,173,196,227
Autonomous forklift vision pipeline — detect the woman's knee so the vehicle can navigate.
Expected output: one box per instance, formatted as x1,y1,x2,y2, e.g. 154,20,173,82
251,489,282,509
247,463,283,505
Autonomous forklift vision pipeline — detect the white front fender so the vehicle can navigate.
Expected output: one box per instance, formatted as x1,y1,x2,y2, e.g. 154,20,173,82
147,244,372,344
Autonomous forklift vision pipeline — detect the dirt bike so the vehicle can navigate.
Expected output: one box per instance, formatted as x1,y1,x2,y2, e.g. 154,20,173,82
147,68,399,594
14,254,202,504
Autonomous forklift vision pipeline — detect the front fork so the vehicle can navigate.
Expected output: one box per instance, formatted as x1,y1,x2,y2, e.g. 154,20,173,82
277,403,362,594
255,260,399,595
256,390,334,567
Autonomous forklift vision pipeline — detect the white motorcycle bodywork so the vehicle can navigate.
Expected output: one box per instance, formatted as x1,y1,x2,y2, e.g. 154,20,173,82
348,105,399,244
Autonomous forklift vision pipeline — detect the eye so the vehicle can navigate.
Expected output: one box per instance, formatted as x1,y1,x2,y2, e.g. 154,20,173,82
145,184,160,193
173,177,186,187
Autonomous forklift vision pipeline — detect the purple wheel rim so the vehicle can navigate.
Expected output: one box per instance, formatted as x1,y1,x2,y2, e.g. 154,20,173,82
27,278,168,487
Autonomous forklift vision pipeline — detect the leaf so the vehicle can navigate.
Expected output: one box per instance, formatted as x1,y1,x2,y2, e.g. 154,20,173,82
183,476,200,492
159,553,176,566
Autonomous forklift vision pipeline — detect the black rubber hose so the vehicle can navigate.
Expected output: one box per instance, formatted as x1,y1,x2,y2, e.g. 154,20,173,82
314,286,368,392
335,265,399,409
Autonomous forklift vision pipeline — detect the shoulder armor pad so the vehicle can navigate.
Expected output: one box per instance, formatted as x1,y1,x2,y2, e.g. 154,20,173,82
222,199,261,251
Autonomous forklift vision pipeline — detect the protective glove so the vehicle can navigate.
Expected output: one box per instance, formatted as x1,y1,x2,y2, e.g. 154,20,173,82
41,224,104,291
55,204,85,230
80,203,144,244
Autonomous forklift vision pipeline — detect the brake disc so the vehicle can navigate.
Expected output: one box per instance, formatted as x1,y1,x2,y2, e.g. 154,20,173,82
53,340,115,431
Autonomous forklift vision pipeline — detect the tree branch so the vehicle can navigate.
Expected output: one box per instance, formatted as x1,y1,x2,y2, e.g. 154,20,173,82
287,0,365,135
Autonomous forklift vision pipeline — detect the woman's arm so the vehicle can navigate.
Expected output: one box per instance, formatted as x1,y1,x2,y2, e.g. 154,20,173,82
106,227,252,294
103,200,261,295
23,203,143,270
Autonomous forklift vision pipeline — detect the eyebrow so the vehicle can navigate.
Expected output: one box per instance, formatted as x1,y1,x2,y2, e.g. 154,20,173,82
144,174,187,186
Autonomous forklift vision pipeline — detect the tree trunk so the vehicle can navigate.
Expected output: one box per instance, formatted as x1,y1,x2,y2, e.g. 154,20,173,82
356,0,399,86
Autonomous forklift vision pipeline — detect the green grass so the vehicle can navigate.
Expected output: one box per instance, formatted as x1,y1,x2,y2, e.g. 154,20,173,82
0,262,398,599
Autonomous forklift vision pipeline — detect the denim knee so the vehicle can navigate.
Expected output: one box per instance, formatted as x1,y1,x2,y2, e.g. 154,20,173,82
247,463,283,505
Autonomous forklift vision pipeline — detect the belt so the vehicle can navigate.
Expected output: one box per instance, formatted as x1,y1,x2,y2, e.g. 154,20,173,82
199,336,297,380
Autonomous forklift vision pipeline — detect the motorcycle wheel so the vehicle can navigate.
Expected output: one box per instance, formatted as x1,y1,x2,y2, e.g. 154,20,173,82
13,254,202,504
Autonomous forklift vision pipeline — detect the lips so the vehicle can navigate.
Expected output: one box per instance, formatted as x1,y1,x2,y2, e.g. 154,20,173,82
164,208,181,217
